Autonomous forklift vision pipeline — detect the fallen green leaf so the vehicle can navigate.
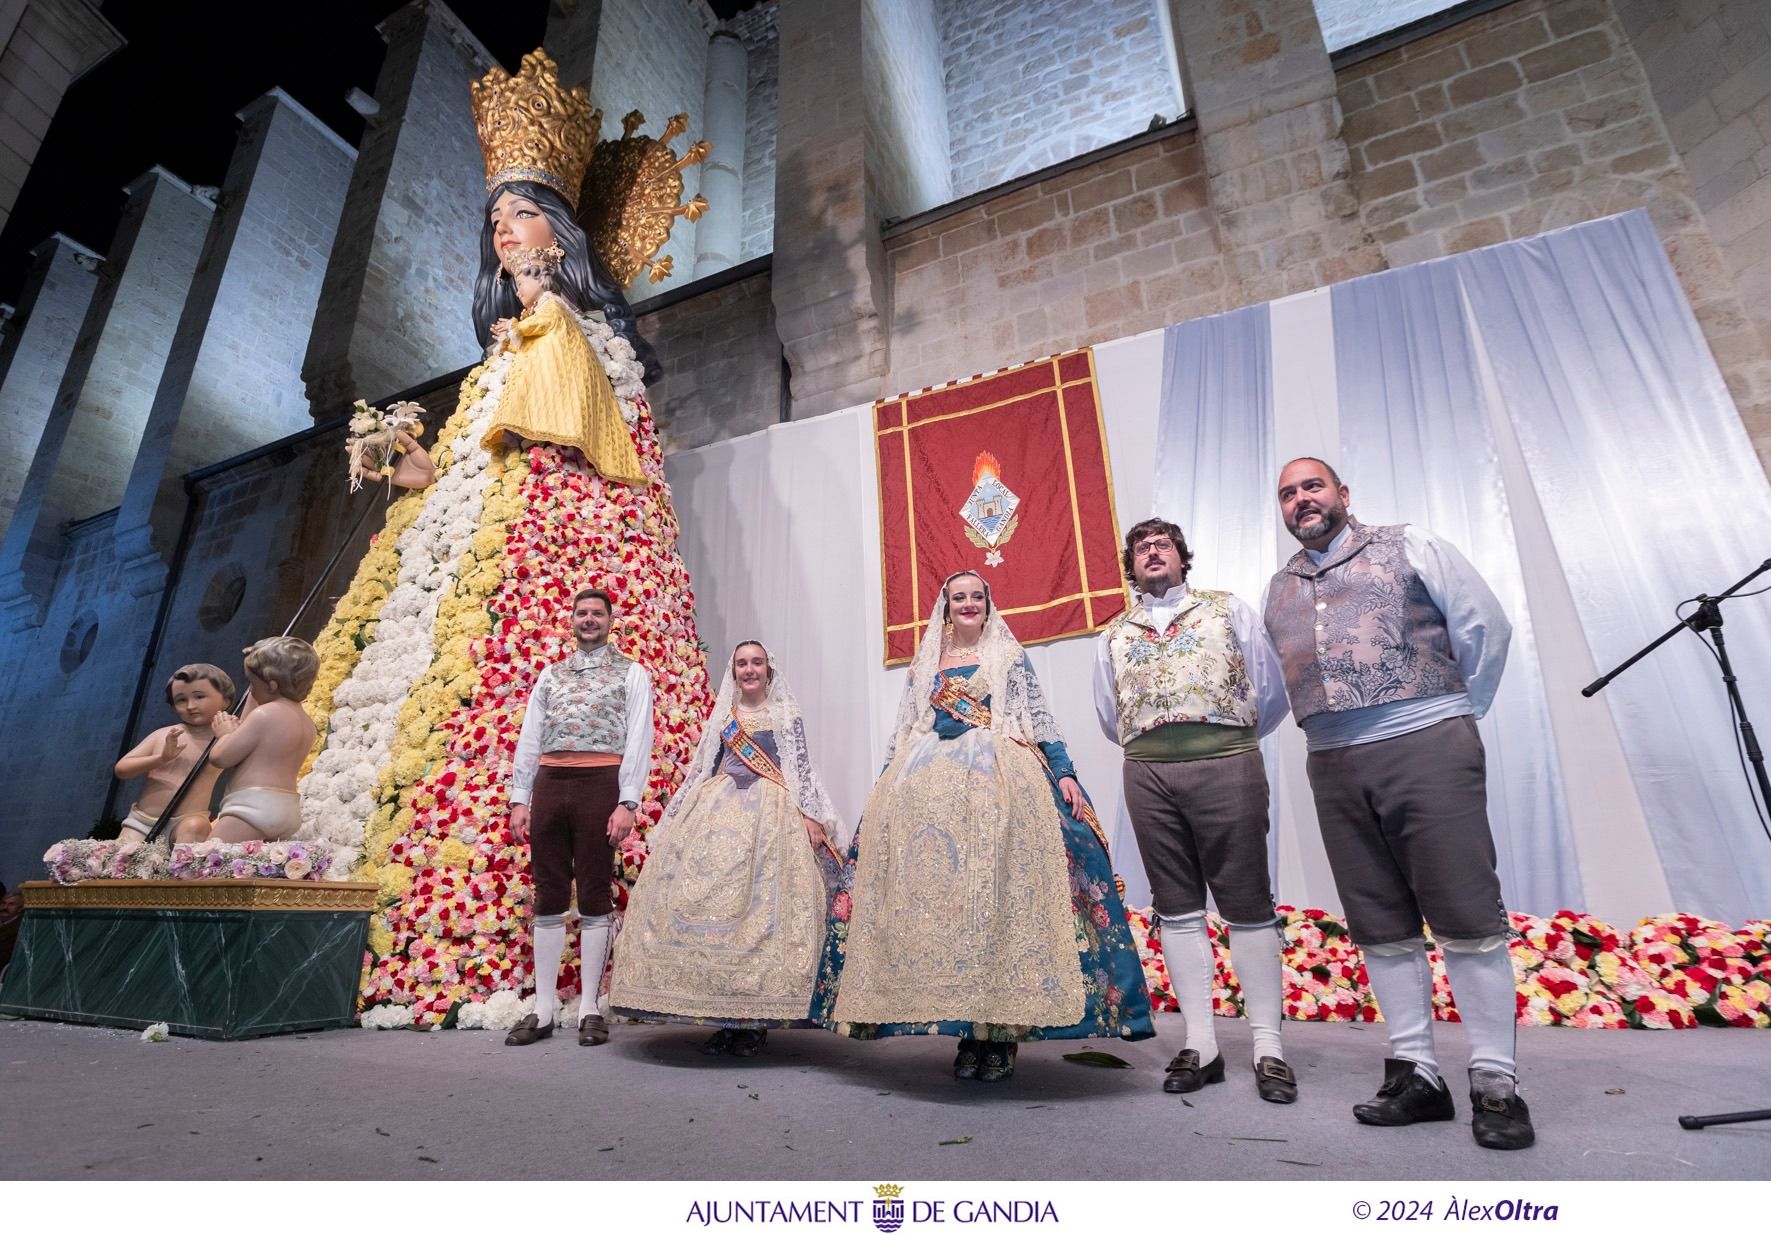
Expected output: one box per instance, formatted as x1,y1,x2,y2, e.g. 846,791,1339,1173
1062,1050,1131,1068
938,1136,972,1146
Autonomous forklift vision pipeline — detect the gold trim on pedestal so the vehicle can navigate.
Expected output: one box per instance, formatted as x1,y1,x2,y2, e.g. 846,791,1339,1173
21,879,378,913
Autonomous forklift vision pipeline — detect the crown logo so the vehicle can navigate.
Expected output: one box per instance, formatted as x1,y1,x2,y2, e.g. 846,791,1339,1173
873,1184,904,1199
471,50,599,208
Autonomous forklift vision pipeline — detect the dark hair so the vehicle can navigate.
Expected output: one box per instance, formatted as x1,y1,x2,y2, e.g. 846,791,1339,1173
1121,518,1194,585
473,182,661,382
572,587,614,613
731,640,775,686
165,663,236,708
1282,456,1343,488
941,571,992,618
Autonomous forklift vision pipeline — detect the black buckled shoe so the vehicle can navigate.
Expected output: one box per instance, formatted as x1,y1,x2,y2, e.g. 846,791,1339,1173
953,1037,981,1081
1163,1048,1225,1094
1470,1083,1536,1150
504,1013,553,1046
1353,1058,1455,1126
978,1041,1017,1082
1253,1056,1298,1104
577,1013,609,1046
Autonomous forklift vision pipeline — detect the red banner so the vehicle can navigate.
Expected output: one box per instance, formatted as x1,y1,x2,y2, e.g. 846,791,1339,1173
874,348,1127,664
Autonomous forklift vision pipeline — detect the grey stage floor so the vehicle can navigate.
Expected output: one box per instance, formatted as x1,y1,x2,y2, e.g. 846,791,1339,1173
2,1013,1767,1180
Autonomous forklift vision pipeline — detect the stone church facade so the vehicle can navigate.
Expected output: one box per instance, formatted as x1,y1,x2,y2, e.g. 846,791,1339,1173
0,0,1767,885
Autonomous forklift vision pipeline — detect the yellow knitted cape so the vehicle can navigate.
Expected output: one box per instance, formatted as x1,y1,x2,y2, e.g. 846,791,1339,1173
480,294,648,485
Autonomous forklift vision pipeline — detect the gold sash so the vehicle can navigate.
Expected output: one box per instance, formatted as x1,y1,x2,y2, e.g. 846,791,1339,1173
721,717,788,791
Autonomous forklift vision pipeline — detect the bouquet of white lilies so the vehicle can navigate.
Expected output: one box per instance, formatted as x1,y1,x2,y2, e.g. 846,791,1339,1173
345,398,425,492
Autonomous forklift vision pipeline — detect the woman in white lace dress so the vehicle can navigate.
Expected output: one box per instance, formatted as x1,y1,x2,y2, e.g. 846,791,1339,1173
611,642,847,1056
818,572,1154,1082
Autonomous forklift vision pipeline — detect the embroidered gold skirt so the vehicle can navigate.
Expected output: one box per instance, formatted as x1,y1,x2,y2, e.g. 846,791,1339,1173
831,728,1086,1028
610,774,828,1022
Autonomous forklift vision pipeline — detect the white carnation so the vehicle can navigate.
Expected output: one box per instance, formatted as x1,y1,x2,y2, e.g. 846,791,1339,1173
360,1003,415,1030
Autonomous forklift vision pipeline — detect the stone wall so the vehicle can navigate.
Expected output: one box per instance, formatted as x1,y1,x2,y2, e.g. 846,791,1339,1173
735,1,777,260
300,0,491,416
886,130,1226,393
640,266,780,452
1614,0,1771,362
0,508,158,885
769,0,891,418
37,169,211,550
862,0,953,221
168,92,354,467
938,0,1179,197
592,0,710,304
0,233,96,539
108,91,355,573
1337,0,1771,465
1313,0,1462,52
0,0,123,230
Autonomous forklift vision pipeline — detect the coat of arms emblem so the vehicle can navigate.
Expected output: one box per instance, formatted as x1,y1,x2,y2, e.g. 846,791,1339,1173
958,451,1021,567
872,1183,906,1233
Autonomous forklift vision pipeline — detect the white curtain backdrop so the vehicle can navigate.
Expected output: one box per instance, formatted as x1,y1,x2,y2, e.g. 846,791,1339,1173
663,209,1771,924
1329,257,1583,914
1457,210,1771,925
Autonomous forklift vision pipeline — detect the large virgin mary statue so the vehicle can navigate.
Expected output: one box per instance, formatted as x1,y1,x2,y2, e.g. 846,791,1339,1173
294,51,714,1027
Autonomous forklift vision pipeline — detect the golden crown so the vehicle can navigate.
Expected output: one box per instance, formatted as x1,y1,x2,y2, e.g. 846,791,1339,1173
471,50,599,208
873,1184,904,1199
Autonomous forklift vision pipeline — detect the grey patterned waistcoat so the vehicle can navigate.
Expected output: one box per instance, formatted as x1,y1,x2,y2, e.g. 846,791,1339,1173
1263,521,1466,723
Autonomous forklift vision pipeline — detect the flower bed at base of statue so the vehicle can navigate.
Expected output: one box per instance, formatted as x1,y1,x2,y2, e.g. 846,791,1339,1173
299,315,713,1029
1126,906,1771,1029
44,838,347,883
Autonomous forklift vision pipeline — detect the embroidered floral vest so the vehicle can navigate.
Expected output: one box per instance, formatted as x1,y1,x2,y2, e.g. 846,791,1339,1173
1105,588,1258,745
538,646,632,754
1263,521,1465,724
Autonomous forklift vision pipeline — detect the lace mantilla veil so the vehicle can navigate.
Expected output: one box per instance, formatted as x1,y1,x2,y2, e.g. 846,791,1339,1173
886,571,1066,761
656,642,850,848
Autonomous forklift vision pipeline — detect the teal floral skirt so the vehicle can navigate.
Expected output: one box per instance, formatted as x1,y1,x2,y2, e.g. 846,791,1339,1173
813,765,1155,1043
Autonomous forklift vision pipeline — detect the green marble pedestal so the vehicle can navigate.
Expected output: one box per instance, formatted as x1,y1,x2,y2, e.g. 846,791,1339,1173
0,879,376,1039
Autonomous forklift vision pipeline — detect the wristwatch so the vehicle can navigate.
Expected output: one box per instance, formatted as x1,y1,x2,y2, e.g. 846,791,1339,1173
619,799,639,811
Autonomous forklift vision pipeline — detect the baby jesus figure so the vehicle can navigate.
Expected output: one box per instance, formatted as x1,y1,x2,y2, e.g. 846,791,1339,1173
480,243,647,487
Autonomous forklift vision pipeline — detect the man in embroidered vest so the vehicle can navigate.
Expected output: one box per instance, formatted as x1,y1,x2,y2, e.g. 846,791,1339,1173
1094,518,1295,1103
1262,458,1531,1151
505,586,654,1048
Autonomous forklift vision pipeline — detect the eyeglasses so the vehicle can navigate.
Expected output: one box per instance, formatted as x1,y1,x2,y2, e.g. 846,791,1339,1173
1133,537,1176,555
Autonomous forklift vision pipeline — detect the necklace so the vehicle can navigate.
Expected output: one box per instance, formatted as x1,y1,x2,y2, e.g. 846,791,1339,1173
942,632,981,663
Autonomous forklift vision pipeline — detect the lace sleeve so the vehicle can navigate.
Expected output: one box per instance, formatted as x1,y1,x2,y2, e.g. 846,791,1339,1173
1004,653,1064,745
883,665,925,764
780,716,840,829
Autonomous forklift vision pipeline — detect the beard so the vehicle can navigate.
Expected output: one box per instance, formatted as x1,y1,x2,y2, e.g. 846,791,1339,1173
1136,561,1182,593
1285,500,1346,543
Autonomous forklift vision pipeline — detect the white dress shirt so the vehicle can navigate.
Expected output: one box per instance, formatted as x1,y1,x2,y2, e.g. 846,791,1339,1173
509,647,654,805
1093,582,1290,744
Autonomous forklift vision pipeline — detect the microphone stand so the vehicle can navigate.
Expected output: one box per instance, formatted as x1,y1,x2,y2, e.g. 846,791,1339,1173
1582,556,1771,1131
141,480,389,845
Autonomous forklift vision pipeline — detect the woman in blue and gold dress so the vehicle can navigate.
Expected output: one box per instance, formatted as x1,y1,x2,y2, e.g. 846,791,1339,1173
819,571,1154,1081
611,642,846,1056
